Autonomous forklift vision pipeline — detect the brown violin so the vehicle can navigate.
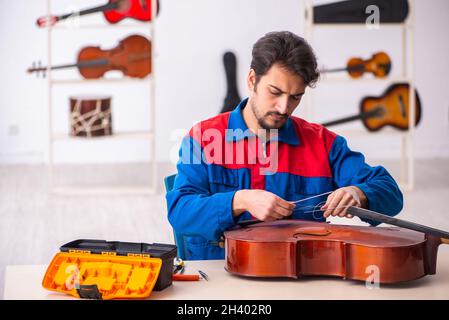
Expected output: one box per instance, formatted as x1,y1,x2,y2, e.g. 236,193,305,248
225,207,449,284
321,51,391,78
27,34,151,79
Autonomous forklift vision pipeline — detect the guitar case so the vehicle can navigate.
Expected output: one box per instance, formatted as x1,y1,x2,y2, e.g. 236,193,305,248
220,51,242,114
314,0,409,24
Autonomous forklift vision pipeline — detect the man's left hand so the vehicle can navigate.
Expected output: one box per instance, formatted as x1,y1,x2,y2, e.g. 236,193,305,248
321,186,367,219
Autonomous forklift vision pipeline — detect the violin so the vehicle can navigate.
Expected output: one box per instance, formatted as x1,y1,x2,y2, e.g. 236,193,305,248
224,207,449,284
321,52,391,78
27,34,151,79
36,0,159,28
321,83,421,131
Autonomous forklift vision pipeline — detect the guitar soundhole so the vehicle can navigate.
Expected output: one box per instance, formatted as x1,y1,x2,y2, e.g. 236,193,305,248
398,94,407,118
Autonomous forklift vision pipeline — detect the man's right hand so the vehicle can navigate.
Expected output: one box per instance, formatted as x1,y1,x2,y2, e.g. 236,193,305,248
232,189,296,221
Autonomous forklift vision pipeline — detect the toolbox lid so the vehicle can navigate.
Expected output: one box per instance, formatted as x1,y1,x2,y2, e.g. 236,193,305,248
60,239,177,260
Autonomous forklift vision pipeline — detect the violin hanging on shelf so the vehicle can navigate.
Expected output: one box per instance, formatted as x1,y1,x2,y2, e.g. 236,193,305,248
36,0,160,28
224,206,449,284
321,52,392,79
321,83,421,131
27,34,151,79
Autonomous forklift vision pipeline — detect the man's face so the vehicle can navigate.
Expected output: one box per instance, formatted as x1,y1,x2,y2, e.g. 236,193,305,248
247,63,306,130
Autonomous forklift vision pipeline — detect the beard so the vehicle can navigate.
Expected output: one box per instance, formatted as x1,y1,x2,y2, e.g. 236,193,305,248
250,98,289,130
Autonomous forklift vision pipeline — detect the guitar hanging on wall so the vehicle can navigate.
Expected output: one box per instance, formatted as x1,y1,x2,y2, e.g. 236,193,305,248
321,52,391,79
36,0,160,27
322,83,421,131
27,34,151,79
220,51,242,113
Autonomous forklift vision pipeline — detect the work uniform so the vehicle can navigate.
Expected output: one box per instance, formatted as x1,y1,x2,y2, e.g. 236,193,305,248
166,98,403,260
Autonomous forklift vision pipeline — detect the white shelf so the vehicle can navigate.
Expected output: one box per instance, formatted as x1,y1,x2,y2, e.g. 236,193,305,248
52,131,154,141
51,186,156,196
310,23,413,29
304,0,416,190
49,23,152,30
50,76,152,85
318,76,412,84
328,127,407,138
46,0,158,195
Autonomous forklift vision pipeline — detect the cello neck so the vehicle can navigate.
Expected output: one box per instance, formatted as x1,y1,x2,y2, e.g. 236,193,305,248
322,64,365,74
27,58,110,75
347,207,449,243
321,63,390,74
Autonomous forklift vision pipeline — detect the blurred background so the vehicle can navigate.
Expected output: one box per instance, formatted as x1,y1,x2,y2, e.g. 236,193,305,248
1,0,449,298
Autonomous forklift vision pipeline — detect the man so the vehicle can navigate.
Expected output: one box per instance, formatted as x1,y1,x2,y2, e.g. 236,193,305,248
166,31,403,260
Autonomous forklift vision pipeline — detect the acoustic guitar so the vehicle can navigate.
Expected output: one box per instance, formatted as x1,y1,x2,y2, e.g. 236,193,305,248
36,0,159,27
322,83,421,131
321,52,391,79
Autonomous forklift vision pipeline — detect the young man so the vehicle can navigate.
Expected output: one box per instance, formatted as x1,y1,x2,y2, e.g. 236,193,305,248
166,31,403,260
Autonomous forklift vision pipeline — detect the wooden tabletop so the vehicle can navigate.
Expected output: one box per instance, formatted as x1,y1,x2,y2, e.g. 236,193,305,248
5,252,449,300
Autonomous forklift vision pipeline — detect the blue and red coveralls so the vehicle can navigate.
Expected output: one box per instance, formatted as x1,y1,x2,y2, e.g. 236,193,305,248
166,98,403,260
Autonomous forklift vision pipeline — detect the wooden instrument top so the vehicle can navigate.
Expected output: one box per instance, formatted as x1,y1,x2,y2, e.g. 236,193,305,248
225,219,426,247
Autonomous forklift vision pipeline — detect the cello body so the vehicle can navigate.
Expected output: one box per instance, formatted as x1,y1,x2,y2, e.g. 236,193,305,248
77,34,151,79
224,220,443,284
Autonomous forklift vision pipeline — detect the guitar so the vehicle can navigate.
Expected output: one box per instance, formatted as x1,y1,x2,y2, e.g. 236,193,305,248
322,83,421,131
36,0,159,27
220,51,242,113
321,52,391,79
27,35,151,79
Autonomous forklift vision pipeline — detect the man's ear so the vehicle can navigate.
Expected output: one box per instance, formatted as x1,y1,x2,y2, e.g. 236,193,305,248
247,69,256,92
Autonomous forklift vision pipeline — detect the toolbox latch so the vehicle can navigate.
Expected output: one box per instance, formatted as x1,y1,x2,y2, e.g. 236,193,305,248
77,284,103,300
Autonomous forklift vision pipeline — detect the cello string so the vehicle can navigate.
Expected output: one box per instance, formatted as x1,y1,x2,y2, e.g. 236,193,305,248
295,204,356,214
292,201,357,220
288,191,357,220
288,191,333,204
312,201,327,220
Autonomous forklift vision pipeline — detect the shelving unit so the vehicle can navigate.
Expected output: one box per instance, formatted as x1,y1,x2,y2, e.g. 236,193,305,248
45,0,157,195
51,76,153,85
303,0,416,190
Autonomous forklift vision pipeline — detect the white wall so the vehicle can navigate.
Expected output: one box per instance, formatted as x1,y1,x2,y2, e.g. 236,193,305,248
1,0,448,164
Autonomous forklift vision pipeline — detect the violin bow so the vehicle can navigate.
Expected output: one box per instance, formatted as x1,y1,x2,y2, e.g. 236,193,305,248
347,206,449,243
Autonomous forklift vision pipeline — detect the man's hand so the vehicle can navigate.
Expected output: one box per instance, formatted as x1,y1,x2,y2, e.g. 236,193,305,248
321,186,367,219
232,190,295,221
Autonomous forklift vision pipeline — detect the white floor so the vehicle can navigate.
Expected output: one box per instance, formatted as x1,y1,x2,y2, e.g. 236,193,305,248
1,159,449,299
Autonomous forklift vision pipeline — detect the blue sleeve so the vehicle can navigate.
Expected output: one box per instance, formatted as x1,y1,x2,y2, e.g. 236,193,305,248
328,135,403,226
165,135,237,241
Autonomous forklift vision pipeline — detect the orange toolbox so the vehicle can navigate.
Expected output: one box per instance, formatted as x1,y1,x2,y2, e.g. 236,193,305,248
42,239,177,300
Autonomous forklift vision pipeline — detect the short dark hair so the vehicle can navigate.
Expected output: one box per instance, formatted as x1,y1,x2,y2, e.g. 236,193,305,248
250,31,319,87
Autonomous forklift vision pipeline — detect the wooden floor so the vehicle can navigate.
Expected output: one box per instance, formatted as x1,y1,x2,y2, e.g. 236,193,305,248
1,159,449,299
